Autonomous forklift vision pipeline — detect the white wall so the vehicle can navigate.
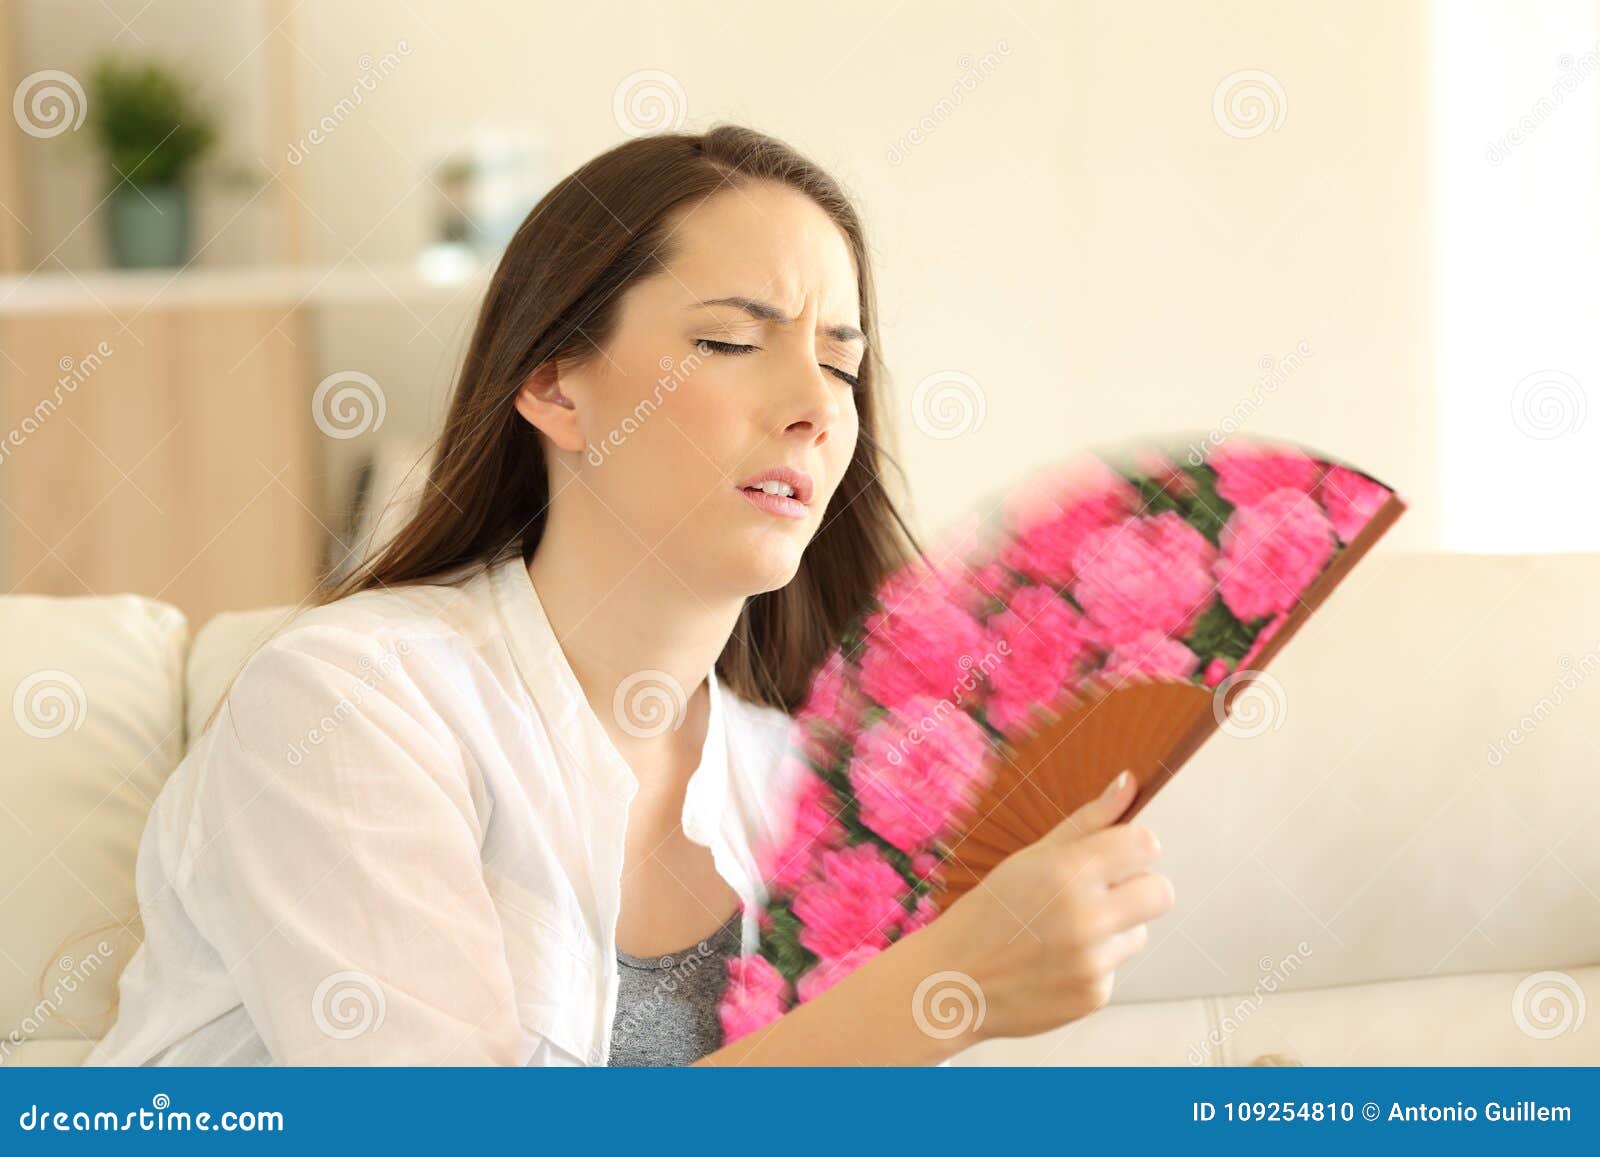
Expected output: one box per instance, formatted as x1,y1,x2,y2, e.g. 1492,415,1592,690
1434,0,1600,552
10,0,1441,547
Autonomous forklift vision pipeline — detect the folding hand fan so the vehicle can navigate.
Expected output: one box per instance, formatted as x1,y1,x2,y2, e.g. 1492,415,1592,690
718,434,1405,1038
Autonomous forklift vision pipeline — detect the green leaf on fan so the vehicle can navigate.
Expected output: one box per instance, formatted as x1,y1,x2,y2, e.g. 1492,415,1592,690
1186,599,1256,663
1130,474,1184,517
1178,463,1233,546
762,904,817,984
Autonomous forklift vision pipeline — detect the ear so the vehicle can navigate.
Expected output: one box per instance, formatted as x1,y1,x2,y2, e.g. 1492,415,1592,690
514,361,586,454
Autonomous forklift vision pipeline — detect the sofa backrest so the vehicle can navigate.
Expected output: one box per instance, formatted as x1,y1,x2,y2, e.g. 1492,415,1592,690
0,594,187,1056
1131,550,1600,1002
2,550,1597,1057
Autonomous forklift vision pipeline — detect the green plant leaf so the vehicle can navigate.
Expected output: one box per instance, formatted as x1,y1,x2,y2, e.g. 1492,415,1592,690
89,56,216,187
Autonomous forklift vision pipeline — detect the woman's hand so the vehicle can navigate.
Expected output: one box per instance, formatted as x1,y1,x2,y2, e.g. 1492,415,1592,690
927,768,1175,1043
697,768,1172,1066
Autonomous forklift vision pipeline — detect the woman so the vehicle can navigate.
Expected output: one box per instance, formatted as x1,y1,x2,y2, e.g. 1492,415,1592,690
84,124,1173,1067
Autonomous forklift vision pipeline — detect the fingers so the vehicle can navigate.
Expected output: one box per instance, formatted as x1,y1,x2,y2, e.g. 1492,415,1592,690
1067,822,1163,887
1081,874,1175,971
1105,871,1177,929
1050,768,1138,843
1101,922,1150,971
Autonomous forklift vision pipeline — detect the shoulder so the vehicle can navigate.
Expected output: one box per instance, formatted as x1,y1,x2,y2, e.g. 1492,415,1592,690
214,563,508,762
270,559,502,657
225,561,507,708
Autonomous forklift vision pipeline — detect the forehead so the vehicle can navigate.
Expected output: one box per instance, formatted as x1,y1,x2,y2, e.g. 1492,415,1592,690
657,181,860,320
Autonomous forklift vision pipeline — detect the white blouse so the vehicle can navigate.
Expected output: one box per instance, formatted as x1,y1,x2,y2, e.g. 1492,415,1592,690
84,551,803,1066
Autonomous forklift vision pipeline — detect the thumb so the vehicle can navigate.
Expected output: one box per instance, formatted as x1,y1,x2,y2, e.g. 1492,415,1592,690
1051,768,1137,842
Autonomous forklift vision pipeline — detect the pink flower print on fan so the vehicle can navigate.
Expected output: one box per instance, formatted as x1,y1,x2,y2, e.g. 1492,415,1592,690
998,459,1140,588
1133,450,1198,499
1210,442,1322,507
1317,464,1391,544
1071,511,1219,649
1236,612,1288,671
1215,490,1336,620
848,697,992,855
1102,629,1202,681
795,946,880,1004
795,650,864,766
758,771,848,896
982,584,1098,736
857,578,989,711
791,843,911,960
969,560,1023,611
899,893,941,936
718,955,790,1043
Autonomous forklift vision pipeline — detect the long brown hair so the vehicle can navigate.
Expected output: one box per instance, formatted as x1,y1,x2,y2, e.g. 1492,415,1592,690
322,123,920,711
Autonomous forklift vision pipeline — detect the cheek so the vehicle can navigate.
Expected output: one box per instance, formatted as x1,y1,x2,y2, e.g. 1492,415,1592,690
823,400,861,497
629,380,741,503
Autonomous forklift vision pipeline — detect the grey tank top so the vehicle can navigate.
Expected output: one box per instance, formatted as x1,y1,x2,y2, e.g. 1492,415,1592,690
607,908,743,1066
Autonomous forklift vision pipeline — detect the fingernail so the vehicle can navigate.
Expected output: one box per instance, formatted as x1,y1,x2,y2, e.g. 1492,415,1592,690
1102,770,1131,799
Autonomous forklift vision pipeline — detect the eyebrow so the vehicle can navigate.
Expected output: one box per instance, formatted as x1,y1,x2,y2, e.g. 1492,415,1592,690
691,296,865,344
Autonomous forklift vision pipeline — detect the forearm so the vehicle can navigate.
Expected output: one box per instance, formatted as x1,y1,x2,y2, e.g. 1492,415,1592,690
694,922,979,1066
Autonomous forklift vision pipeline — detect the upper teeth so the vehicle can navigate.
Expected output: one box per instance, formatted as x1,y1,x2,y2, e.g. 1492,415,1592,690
750,480,796,497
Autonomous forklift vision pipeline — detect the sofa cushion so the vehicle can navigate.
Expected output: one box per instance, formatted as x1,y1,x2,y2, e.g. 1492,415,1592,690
0,594,187,1062
952,964,1599,1066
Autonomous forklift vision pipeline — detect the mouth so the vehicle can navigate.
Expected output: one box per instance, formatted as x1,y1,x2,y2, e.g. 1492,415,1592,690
735,465,814,521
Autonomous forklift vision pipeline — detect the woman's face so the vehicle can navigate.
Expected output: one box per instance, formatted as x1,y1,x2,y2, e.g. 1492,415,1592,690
525,180,864,601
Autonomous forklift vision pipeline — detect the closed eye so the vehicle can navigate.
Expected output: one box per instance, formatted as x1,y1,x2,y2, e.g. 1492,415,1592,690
694,338,860,388
694,338,756,356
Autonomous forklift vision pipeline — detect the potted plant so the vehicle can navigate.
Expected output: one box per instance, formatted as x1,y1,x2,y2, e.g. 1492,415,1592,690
89,57,216,268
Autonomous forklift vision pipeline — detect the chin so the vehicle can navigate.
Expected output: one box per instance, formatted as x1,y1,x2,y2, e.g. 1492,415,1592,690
721,538,808,598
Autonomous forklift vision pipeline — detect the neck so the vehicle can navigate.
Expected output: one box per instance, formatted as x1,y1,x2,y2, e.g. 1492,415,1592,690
525,508,744,768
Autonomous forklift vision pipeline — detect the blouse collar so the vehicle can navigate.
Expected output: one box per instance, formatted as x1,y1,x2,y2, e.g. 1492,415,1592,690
488,551,731,847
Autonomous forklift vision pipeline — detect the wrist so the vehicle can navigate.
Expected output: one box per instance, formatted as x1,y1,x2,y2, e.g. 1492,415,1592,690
891,909,994,1056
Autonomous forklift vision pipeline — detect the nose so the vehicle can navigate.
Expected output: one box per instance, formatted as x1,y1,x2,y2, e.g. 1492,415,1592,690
779,355,841,449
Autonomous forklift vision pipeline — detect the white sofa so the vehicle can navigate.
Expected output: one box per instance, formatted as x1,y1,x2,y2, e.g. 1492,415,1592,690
2,551,1596,1066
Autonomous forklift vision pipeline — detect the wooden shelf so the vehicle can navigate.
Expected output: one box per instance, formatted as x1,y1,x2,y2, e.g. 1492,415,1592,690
0,249,494,316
